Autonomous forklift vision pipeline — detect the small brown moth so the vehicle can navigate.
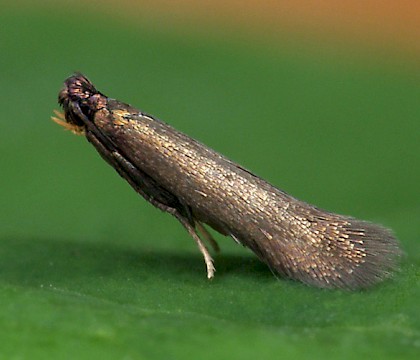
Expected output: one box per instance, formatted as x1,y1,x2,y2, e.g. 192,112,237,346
54,73,401,289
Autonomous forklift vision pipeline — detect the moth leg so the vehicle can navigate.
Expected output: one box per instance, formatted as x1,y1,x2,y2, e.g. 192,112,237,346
175,214,216,279
196,222,220,253
85,133,216,278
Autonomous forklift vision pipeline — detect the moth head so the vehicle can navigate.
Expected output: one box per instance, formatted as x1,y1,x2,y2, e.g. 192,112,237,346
54,73,107,134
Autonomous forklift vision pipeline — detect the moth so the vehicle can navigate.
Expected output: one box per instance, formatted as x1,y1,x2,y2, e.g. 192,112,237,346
53,73,401,289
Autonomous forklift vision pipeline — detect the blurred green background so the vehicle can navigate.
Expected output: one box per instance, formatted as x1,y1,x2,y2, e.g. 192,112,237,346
1,1,419,359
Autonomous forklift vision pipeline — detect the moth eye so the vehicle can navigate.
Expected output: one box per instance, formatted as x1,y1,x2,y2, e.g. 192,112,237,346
79,103,91,117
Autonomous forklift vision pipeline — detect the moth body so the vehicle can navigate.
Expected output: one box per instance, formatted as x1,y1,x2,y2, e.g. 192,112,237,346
55,74,401,289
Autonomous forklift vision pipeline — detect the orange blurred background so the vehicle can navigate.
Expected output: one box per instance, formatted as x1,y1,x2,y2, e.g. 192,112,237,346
85,0,420,57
